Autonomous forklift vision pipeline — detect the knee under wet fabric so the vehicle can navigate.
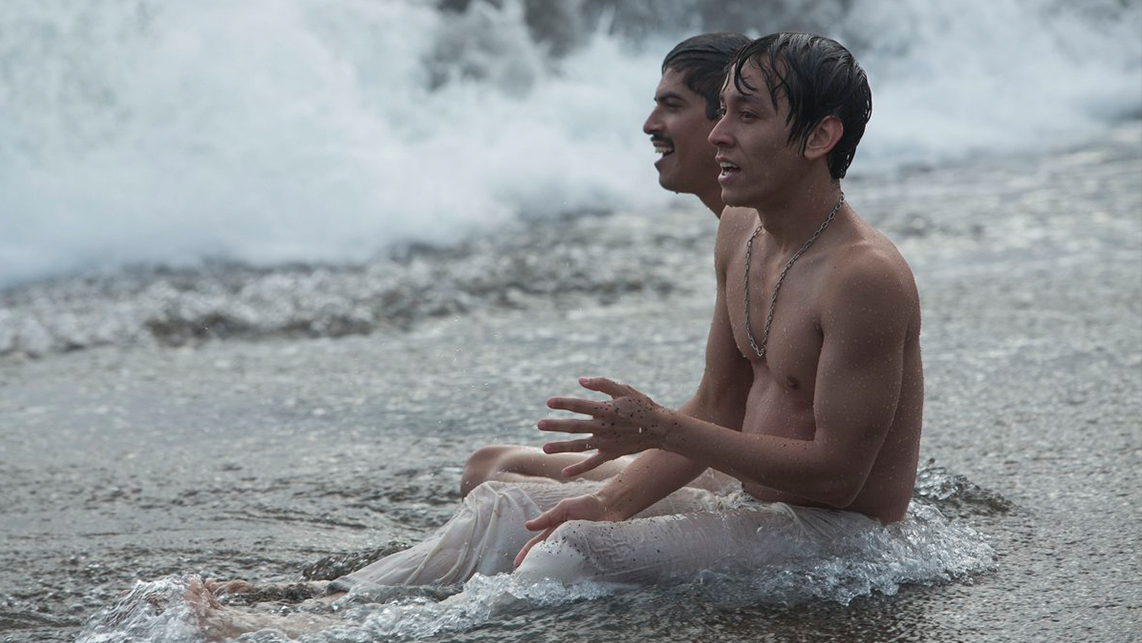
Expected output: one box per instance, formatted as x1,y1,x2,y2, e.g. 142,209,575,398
330,481,878,592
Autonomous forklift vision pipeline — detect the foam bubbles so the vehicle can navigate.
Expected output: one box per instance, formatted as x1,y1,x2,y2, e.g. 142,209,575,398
1,0,1138,286
850,0,1142,171
75,477,999,642
0,0,669,287
76,576,206,643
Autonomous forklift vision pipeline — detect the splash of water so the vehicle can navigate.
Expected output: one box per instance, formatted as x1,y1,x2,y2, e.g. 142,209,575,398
1,0,1139,287
0,0,668,286
76,485,997,642
75,575,208,643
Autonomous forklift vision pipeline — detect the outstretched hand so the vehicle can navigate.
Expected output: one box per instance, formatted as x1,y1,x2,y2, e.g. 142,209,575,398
513,493,613,568
538,377,672,478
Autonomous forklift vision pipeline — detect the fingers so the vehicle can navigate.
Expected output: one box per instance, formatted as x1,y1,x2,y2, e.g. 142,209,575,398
546,396,607,415
561,452,612,478
538,418,604,434
205,579,252,596
524,505,564,532
184,578,223,613
542,438,594,454
542,380,641,425
578,376,630,398
514,527,555,568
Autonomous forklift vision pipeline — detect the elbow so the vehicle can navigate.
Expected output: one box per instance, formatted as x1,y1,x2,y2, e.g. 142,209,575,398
811,475,864,510
686,388,748,430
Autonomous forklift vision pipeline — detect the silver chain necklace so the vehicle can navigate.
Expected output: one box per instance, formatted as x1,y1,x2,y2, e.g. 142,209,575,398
744,194,844,360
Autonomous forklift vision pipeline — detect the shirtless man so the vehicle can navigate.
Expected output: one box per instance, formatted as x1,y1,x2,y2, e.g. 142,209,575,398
515,32,923,564
189,34,922,640
461,31,751,497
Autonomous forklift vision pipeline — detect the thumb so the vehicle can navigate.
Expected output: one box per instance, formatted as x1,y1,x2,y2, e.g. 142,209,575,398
524,505,565,532
514,527,555,568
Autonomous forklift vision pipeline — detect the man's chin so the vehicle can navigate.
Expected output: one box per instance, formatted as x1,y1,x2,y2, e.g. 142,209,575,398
719,191,752,208
657,173,685,194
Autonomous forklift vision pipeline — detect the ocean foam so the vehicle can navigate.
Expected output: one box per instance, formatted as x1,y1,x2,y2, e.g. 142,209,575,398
76,465,999,642
1,0,1138,286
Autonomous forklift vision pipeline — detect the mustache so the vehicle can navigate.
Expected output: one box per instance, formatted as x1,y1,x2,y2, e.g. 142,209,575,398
649,135,673,145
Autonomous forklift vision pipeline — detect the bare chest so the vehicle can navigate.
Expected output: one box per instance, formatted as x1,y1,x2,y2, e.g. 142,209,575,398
725,246,826,403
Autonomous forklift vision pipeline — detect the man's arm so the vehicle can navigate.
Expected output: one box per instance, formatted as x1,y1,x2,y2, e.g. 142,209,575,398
514,249,755,566
562,267,754,518
517,213,754,545
545,251,915,509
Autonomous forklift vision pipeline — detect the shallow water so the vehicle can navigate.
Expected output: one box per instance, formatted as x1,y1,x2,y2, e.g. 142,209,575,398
2,124,1141,642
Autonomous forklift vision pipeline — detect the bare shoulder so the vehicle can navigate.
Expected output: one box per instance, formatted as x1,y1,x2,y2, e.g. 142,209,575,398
713,206,757,275
823,220,920,332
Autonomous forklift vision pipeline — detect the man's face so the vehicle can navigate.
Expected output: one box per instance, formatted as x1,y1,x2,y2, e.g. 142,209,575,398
709,61,805,209
642,68,720,200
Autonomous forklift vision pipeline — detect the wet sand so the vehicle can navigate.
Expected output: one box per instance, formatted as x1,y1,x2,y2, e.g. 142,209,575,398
1,124,1140,642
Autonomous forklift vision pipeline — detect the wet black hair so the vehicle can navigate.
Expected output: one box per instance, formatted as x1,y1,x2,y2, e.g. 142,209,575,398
662,32,752,120
730,32,872,179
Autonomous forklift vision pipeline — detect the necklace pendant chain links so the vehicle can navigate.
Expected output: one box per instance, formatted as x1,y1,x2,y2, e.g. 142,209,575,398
744,194,844,360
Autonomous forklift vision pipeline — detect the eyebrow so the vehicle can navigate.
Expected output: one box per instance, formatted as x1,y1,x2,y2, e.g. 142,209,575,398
719,89,771,114
721,90,767,106
655,91,688,103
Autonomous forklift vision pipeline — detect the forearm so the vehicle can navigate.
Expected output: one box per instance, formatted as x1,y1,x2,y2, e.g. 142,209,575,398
593,448,707,520
656,410,858,508
590,396,717,519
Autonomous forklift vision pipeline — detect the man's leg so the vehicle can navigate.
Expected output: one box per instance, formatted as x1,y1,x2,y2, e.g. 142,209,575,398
187,579,341,642
515,502,880,586
334,481,728,591
460,445,738,497
459,445,632,497
190,483,740,639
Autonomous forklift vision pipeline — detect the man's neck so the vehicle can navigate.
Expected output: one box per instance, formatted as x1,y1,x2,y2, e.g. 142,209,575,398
754,178,844,250
696,186,726,219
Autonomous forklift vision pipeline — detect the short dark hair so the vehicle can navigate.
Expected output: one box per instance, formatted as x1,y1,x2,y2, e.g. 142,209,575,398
730,33,872,179
662,32,752,120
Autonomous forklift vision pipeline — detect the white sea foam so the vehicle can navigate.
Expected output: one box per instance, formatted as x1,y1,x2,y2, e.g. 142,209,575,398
1,0,1138,287
850,0,1142,170
74,576,206,643
0,0,668,287
73,496,995,642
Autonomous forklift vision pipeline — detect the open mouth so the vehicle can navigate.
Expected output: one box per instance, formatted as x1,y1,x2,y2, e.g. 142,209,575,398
652,137,674,156
718,160,740,177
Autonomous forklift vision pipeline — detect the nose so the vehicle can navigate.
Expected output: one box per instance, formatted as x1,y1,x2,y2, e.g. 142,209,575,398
643,107,663,136
707,116,731,148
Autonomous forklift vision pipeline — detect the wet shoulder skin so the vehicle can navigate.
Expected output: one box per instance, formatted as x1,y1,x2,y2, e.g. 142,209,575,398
713,205,924,523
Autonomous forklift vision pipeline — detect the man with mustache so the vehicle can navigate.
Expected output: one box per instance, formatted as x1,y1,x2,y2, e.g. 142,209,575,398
514,32,923,576
193,33,923,637
196,28,753,612
460,31,752,498
334,31,922,589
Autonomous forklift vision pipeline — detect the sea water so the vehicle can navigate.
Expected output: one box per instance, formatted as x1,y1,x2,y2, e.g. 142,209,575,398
73,492,996,643
1,2,1141,642
1,0,1139,293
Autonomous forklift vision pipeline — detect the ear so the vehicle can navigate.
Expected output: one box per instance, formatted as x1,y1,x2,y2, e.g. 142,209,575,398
803,115,844,161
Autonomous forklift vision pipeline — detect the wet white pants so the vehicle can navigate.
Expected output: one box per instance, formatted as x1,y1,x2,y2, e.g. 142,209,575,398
333,481,876,590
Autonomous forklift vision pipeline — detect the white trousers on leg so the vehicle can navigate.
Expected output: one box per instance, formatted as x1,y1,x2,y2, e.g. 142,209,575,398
333,481,875,590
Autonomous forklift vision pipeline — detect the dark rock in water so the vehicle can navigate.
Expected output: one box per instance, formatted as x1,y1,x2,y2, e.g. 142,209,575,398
0,609,75,631
300,539,416,581
0,208,707,358
218,582,326,607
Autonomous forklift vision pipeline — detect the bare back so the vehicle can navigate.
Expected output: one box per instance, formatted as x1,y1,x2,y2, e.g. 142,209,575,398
714,206,924,522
